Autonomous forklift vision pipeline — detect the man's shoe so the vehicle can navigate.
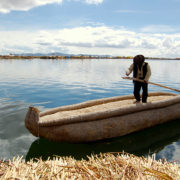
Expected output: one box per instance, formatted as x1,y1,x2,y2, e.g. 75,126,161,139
133,100,140,104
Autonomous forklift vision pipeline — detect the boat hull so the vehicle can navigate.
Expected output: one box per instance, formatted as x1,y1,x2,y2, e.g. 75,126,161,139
25,92,180,142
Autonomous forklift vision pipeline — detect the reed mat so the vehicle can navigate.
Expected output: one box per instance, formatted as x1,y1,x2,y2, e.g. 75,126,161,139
0,153,179,179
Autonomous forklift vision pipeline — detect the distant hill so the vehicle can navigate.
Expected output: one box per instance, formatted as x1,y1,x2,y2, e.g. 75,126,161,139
12,52,113,58
13,52,69,56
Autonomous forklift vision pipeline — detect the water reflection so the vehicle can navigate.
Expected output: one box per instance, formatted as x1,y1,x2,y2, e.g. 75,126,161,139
0,99,36,159
26,119,180,161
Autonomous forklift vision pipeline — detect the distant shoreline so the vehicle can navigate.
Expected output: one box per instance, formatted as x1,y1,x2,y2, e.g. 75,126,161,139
0,55,179,60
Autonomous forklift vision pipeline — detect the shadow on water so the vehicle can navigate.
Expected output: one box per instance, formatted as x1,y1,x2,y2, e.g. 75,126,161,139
26,119,180,161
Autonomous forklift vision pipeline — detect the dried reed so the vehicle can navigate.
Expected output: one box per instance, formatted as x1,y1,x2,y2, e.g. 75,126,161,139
0,153,179,179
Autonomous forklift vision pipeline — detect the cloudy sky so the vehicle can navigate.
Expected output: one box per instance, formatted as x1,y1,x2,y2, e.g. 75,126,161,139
0,0,180,57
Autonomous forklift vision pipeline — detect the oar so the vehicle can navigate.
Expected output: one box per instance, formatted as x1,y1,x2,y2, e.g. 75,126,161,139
122,76,180,93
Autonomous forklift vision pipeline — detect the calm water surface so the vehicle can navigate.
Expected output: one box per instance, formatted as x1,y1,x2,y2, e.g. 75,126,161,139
0,59,180,162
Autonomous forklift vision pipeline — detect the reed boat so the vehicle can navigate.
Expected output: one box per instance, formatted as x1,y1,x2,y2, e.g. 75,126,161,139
25,92,180,142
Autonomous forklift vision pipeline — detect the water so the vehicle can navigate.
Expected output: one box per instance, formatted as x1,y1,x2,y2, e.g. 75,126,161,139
0,58,180,162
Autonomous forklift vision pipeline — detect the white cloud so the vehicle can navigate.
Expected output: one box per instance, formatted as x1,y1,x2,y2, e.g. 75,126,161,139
141,25,176,33
163,38,174,48
0,0,62,13
70,0,103,5
1,26,180,58
0,0,103,13
85,0,103,4
114,10,151,14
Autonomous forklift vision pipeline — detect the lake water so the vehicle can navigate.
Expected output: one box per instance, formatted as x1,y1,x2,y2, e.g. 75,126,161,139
0,58,180,162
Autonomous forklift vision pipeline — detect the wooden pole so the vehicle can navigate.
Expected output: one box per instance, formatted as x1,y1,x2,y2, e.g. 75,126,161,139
122,77,180,93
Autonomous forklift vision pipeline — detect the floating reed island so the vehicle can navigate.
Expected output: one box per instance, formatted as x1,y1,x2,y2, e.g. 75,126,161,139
0,153,179,179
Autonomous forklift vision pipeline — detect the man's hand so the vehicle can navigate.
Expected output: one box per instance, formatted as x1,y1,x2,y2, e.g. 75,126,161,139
144,80,148,83
125,71,129,76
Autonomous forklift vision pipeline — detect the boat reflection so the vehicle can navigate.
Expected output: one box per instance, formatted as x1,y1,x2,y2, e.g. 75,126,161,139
26,119,180,161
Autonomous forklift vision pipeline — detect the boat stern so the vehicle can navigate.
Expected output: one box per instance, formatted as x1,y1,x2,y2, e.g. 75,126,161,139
25,106,40,137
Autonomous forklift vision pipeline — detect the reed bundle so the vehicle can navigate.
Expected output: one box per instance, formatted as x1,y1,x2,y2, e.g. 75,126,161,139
0,153,179,179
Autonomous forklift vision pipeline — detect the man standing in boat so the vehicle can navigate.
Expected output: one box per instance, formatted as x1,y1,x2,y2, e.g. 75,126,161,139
126,55,151,103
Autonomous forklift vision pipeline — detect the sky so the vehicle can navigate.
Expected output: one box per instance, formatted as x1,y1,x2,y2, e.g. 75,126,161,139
0,0,180,57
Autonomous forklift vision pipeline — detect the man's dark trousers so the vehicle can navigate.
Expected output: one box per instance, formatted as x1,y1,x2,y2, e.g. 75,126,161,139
133,81,148,103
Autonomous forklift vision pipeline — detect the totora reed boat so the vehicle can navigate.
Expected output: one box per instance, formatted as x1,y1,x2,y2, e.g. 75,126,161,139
25,92,180,142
